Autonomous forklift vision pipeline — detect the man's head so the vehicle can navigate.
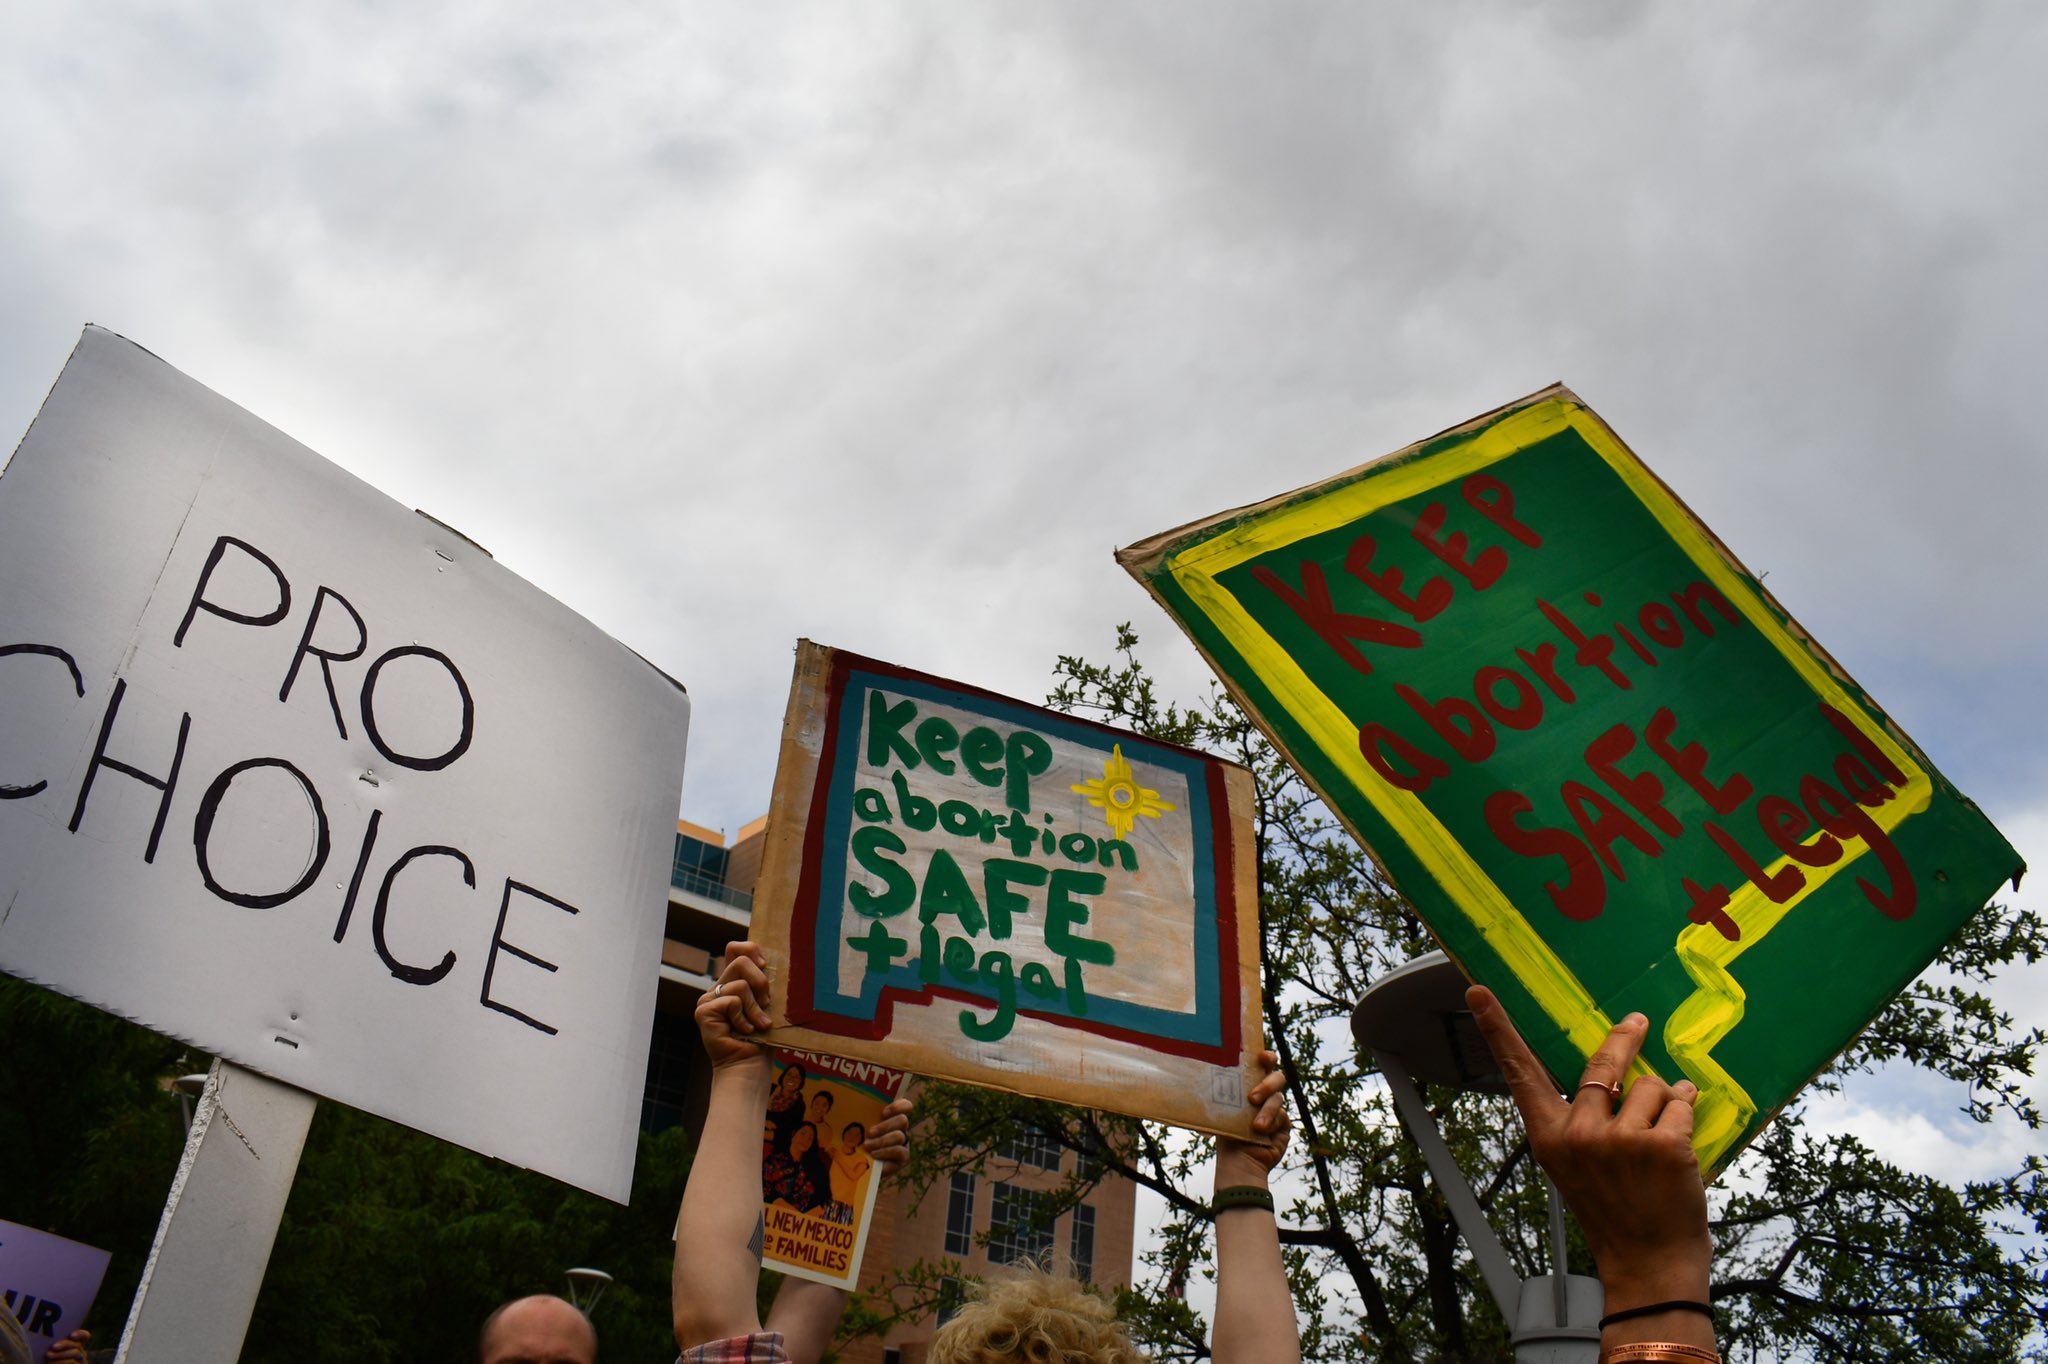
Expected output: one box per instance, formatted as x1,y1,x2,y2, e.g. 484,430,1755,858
478,1294,597,1364
806,1090,834,1121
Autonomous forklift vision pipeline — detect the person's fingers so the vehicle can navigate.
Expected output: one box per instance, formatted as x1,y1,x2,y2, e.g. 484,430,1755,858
726,992,757,1035
697,979,754,1036
868,1097,914,1167
1614,1070,1671,1128
1265,1109,1293,1157
1652,1083,1697,1144
1579,1011,1647,1088
722,953,773,1028
1565,1011,1647,1133
867,1123,910,1174
1466,985,1566,1133
1246,1050,1286,1108
1237,1049,1288,1134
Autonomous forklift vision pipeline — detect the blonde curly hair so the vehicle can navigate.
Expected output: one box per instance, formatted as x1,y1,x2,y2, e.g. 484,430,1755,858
927,1263,1149,1364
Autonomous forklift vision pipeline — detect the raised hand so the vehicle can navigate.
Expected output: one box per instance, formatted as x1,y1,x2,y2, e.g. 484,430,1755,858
1215,1049,1292,1181
1466,985,1714,1345
694,941,776,1071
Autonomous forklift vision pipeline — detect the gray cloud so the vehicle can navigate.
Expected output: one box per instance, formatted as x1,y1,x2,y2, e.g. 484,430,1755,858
2,2,2042,841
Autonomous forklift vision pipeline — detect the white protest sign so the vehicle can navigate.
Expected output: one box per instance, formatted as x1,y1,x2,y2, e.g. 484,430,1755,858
0,1220,110,1364
0,327,689,1199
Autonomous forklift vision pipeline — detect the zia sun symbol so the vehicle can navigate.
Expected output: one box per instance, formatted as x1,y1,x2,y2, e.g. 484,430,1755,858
1070,744,1176,841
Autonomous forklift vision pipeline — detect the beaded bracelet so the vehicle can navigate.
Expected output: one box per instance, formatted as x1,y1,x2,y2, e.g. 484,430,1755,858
1210,1185,1275,1215
1600,1344,1720,1363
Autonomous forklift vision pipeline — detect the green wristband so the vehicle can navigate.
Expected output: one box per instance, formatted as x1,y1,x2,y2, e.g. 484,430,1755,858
1211,1184,1275,1216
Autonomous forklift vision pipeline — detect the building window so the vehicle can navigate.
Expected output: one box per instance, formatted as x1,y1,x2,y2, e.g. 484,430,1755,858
639,1008,696,1134
671,831,729,883
945,1173,977,1257
988,1182,1054,1266
1070,1202,1097,1284
935,1276,965,1328
998,1127,1063,1172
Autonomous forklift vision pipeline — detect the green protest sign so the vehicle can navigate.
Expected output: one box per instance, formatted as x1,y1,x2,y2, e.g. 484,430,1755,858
1120,385,2023,1173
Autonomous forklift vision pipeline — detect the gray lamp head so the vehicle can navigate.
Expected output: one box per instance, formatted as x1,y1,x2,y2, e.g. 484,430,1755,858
1350,951,1506,1093
563,1267,613,1313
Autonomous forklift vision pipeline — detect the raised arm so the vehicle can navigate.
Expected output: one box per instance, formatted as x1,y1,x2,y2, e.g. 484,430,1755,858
1210,1050,1300,1364
1466,985,1717,1360
673,942,779,1350
765,1095,914,1364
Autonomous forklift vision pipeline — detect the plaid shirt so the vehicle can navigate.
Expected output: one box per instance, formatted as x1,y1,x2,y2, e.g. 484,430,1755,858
677,1332,791,1364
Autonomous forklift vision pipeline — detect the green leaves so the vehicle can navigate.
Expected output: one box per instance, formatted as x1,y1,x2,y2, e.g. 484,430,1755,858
0,974,695,1363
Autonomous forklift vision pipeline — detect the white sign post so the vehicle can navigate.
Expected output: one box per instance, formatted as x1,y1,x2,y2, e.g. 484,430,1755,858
0,328,691,1347
112,1060,317,1364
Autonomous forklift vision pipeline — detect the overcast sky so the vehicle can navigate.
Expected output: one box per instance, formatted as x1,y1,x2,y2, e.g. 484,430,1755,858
5,0,2042,1238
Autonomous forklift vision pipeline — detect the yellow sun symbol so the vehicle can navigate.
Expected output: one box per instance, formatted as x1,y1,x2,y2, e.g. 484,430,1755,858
1070,744,1176,841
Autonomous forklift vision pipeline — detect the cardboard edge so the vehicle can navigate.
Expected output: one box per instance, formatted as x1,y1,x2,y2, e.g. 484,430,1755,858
761,1023,1256,1141
1115,382,1576,578
756,640,834,1018
1223,761,1269,1112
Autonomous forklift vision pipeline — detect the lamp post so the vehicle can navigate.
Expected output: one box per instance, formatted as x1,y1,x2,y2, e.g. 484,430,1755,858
172,1073,208,1133
1351,952,1601,1363
564,1268,612,1315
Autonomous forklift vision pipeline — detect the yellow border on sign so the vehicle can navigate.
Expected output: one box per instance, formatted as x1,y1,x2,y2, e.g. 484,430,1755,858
1164,397,1930,1169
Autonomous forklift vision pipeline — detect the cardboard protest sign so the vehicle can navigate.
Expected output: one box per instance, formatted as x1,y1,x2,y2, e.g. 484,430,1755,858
0,1222,110,1364
1120,385,2024,1173
753,642,1265,1136
759,1048,909,1290
0,328,689,1200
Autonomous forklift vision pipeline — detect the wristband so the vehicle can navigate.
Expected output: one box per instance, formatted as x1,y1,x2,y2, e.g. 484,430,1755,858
1210,1185,1274,1216
1600,1346,1719,1363
1599,1300,1714,1329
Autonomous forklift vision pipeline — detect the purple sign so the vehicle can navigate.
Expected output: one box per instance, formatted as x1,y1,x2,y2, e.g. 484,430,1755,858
0,1221,110,1364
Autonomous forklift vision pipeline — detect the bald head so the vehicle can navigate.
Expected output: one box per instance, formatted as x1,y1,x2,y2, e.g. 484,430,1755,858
479,1295,597,1364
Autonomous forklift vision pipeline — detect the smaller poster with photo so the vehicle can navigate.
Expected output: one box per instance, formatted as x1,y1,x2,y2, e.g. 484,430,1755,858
761,1046,909,1290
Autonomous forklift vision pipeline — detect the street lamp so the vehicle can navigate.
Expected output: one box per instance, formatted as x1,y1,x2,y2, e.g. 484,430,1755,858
564,1267,613,1314
173,1072,209,1133
1351,952,1600,1363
